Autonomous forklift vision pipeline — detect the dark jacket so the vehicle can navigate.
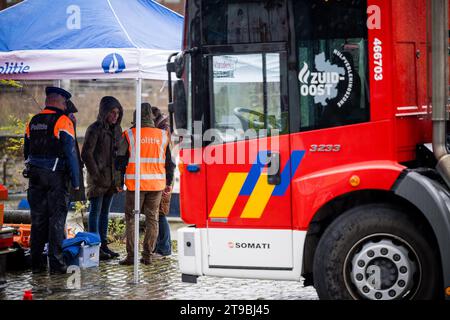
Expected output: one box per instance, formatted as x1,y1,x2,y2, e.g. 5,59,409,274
81,101,124,199
24,106,80,189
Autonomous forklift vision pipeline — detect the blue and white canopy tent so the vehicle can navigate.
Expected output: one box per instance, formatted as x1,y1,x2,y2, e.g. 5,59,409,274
0,0,182,79
0,0,183,282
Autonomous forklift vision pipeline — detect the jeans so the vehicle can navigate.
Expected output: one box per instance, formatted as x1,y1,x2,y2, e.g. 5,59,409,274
155,214,172,256
88,194,113,243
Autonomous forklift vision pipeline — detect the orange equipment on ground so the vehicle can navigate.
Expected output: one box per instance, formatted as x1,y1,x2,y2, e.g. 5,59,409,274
3,224,75,249
3,224,31,248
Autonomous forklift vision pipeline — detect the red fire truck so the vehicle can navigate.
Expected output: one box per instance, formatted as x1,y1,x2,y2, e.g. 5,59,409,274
167,0,450,300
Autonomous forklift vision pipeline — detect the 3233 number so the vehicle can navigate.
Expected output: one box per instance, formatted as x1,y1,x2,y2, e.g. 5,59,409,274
310,145,341,152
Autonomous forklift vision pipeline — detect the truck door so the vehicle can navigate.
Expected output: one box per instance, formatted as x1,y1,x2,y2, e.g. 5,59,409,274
204,49,301,270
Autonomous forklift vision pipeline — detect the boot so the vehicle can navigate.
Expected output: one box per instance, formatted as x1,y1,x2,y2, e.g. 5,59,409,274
49,264,67,275
101,242,119,258
99,248,112,261
32,266,47,274
140,257,152,265
32,258,48,274
119,256,134,265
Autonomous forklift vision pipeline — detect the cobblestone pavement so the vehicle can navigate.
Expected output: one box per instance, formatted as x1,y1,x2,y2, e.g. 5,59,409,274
0,244,318,300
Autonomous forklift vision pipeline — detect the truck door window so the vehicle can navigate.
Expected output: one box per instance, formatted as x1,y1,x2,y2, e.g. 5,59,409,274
294,0,370,131
210,53,287,143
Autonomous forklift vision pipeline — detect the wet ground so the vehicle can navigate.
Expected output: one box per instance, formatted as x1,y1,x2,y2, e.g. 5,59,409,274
0,243,318,300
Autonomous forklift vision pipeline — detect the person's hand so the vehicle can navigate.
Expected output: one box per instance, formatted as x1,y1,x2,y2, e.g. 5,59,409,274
117,187,123,193
163,185,172,194
74,187,80,191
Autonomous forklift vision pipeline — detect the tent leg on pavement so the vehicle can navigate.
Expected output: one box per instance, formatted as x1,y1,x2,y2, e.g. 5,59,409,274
134,78,142,283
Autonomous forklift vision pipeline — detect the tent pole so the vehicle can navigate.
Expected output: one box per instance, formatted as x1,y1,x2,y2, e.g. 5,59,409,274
134,78,142,284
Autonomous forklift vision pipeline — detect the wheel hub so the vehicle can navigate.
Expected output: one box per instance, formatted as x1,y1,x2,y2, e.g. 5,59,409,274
349,239,416,300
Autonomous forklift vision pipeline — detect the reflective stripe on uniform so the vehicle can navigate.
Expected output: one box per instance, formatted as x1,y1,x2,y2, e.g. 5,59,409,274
125,174,166,180
128,158,165,164
127,129,136,159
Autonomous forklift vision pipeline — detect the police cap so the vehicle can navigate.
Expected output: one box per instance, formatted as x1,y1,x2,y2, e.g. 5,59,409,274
45,86,72,100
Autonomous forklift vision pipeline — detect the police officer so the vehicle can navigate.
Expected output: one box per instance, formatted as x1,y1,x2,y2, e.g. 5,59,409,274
24,87,80,274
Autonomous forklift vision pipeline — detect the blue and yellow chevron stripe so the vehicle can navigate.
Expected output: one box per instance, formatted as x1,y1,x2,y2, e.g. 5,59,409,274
209,150,305,219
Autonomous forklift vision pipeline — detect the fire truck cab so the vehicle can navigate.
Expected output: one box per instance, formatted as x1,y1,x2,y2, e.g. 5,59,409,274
167,0,450,300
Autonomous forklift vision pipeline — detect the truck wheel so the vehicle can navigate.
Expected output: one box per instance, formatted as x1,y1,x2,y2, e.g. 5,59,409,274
313,204,441,300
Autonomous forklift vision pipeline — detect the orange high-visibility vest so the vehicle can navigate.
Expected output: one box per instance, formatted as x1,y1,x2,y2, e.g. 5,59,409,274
124,127,169,191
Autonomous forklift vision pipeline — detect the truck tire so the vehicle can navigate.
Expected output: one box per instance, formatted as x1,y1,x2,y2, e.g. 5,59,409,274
313,204,441,300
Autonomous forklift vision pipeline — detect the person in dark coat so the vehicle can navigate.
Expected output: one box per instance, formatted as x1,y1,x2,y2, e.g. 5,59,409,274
81,96,123,260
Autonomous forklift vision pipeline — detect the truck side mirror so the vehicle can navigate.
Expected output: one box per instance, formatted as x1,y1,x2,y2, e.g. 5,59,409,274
174,53,185,79
167,53,185,79
168,80,187,130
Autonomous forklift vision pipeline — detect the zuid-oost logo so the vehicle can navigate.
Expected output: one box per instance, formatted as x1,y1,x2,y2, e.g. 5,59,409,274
298,49,353,108
102,53,126,74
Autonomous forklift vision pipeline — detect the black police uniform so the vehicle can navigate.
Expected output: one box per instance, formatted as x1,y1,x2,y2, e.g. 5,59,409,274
24,87,80,274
